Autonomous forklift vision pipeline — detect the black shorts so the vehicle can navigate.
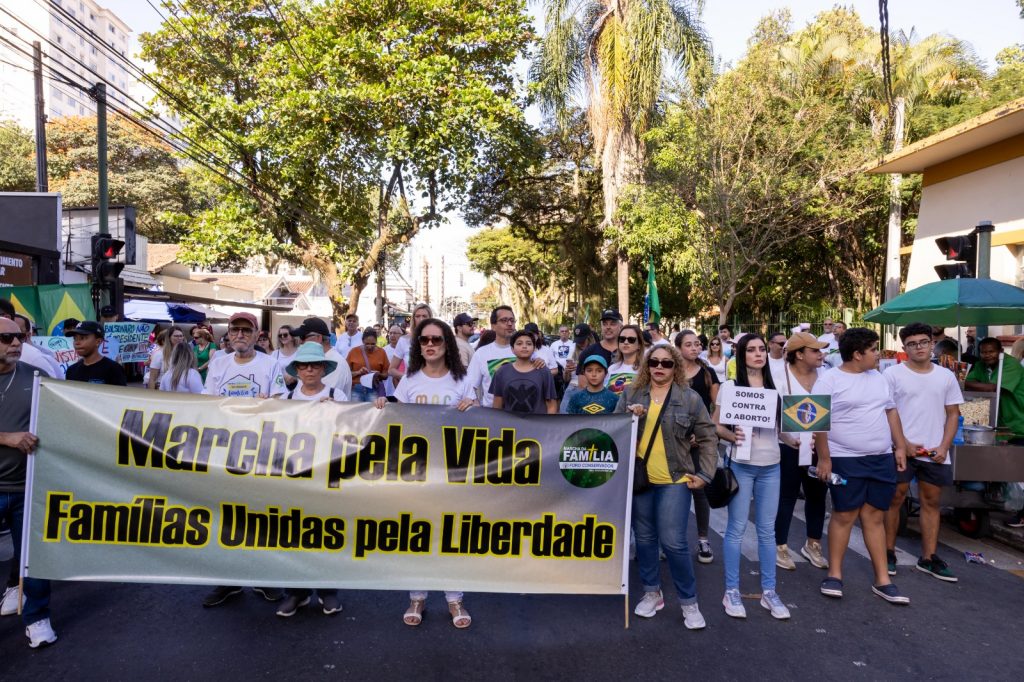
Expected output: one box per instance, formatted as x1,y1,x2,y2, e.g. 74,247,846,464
897,457,954,487
830,454,898,512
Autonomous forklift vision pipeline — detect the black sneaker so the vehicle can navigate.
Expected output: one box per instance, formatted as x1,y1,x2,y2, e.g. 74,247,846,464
697,539,714,564
917,555,958,582
886,549,897,576
872,583,910,605
319,593,343,615
276,595,310,617
202,586,242,608
253,587,284,602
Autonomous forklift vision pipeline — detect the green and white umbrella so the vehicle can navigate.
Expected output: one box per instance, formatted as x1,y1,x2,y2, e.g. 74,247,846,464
864,278,1024,326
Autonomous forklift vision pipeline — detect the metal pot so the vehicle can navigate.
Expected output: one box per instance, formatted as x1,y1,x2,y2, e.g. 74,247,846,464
963,424,996,446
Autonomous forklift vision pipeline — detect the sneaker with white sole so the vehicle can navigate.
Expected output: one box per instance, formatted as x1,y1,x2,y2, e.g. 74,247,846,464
26,618,57,648
319,593,343,615
681,603,706,630
872,583,910,605
760,590,791,620
722,588,746,618
634,590,664,618
800,540,829,569
697,539,714,564
276,594,311,617
1,585,23,616
776,544,796,570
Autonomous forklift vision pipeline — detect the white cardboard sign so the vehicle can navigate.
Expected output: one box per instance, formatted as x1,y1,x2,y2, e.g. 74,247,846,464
719,384,778,461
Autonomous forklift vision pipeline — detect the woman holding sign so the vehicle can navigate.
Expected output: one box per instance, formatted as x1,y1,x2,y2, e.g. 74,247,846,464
374,318,476,628
713,334,791,621
616,344,718,630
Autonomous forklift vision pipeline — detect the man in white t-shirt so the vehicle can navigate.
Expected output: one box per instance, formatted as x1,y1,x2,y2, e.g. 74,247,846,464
822,321,846,368
817,318,837,351
883,322,962,583
813,327,910,605
333,313,361,357
203,312,286,398
767,331,787,390
550,325,575,369
465,305,546,407
293,317,352,400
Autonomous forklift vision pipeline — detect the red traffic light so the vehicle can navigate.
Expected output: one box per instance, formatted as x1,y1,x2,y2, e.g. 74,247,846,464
91,234,125,261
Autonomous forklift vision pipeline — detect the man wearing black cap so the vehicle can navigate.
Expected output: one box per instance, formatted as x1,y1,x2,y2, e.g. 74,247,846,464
453,312,476,367
575,309,622,375
292,316,352,400
99,306,119,324
65,321,127,386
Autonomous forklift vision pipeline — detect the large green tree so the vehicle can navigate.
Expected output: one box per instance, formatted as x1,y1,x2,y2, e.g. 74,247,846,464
533,0,708,317
0,122,35,192
141,0,532,324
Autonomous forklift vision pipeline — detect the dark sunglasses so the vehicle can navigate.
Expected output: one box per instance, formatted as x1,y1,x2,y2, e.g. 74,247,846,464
618,335,638,344
278,333,291,339
419,335,444,347
294,361,325,371
647,358,675,369
0,332,26,344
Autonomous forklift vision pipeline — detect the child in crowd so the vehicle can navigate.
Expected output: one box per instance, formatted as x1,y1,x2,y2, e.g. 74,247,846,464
490,330,557,414
565,355,620,415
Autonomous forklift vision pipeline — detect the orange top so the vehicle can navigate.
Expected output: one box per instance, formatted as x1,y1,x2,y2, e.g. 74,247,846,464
347,344,390,376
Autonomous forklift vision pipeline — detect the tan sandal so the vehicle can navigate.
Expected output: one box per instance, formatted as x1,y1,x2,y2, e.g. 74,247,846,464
448,600,471,629
403,599,425,626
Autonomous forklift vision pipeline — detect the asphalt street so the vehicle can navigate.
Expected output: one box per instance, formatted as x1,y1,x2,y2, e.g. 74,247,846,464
2,504,1022,681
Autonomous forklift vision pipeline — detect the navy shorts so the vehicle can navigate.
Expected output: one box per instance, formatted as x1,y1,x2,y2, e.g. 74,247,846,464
897,457,954,487
830,454,898,512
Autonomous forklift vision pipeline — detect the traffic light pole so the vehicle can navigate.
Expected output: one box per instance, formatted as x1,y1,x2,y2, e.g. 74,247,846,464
95,82,108,236
32,42,48,192
975,220,995,339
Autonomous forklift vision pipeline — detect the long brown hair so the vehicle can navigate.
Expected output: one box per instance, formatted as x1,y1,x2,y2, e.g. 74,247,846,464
631,344,689,390
613,324,647,370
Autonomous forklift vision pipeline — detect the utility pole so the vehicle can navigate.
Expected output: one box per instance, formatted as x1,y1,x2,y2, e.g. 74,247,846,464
92,82,109,236
440,255,445,318
32,42,47,192
422,257,430,305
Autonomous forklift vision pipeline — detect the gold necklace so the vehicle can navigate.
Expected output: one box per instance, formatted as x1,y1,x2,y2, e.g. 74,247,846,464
0,364,18,404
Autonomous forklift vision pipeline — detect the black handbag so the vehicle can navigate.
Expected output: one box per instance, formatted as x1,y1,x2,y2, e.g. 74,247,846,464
704,447,740,508
633,386,671,494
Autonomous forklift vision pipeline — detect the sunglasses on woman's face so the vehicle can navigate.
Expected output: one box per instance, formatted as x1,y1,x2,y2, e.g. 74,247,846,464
278,333,291,339
647,358,675,369
419,335,444,347
618,335,638,344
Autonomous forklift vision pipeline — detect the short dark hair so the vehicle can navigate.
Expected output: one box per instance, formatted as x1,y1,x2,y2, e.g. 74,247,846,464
345,313,358,321
490,305,514,324
934,339,959,357
0,298,14,318
718,324,732,333
769,331,786,343
978,337,1002,352
839,327,879,362
509,329,535,348
899,322,933,342
362,328,377,340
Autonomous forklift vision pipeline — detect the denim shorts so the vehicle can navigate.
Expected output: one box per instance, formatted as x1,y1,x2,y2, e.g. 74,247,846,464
830,453,897,512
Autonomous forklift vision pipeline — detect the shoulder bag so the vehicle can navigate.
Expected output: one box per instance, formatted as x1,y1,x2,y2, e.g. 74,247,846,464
633,385,671,494
704,443,739,508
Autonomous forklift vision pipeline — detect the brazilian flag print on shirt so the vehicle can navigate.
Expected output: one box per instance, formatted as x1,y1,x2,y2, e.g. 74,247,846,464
487,356,515,377
606,363,637,394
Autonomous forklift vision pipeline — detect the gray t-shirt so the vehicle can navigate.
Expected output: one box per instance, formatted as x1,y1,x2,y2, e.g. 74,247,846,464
489,363,556,415
0,361,50,492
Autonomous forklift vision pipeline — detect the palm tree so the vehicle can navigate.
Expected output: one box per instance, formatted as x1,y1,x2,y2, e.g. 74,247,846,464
533,0,708,316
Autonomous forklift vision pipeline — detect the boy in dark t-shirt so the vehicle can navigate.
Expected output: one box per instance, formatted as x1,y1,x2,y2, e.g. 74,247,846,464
65,321,127,386
566,355,619,415
490,331,557,414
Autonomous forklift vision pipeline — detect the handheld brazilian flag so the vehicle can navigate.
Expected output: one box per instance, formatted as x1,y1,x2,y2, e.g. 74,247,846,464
644,255,660,325
782,395,832,433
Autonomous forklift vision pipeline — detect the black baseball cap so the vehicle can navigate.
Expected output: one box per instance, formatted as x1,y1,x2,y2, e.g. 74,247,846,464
600,309,623,322
572,323,592,342
100,305,116,317
67,320,104,337
296,317,331,339
453,312,476,327
523,322,541,334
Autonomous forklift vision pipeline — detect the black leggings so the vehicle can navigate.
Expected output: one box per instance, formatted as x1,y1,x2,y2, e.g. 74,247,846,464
775,443,827,545
692,488,710,538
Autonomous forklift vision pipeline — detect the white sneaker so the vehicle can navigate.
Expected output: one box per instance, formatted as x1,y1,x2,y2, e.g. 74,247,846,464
722,589,747,618
1,585,23,616
760,589,791,620
26,618,57,648
634,590,664,618
681,603,706,630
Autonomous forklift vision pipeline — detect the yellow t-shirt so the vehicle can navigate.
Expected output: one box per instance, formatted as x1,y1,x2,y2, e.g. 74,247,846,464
639,403,683,485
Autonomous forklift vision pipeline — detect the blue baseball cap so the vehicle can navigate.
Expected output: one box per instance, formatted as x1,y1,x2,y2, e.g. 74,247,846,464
581,354,608,370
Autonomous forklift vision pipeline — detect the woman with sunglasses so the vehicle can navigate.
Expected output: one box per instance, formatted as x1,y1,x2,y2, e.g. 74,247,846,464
373,318,476,628
675,329,720,565
701,336,728,383
255,331,273,354
271,325,299,388
712,334,790,621
191,327,217,383
606,324,646,395
616,344,719,629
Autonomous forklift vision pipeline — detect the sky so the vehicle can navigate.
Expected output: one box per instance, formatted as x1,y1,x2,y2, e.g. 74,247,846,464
98,0,1024,295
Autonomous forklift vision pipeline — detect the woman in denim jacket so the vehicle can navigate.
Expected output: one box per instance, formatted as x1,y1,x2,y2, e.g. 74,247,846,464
616,344,718,629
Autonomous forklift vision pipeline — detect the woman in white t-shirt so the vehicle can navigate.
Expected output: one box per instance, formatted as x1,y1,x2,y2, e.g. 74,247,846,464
713,333,790,621
701,337,728,383
374,318,475,629
158,342,205,393
149,326,185,390
271,325,300,388
606,324,646,395
273,342,344,617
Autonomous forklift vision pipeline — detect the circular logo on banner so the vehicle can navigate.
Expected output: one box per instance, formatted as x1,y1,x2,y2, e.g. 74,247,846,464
559,428,619,488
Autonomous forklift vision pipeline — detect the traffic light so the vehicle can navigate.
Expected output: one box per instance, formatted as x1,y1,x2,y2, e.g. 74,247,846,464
934,232,976,280
91,233,125,284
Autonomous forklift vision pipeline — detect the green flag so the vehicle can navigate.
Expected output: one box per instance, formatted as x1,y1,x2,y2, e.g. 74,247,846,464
646,255,660,324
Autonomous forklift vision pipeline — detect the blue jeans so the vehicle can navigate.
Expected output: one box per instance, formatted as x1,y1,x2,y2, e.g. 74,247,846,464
724,461,781,592
0,491,51,625
351,384,377,403
632,484,697,604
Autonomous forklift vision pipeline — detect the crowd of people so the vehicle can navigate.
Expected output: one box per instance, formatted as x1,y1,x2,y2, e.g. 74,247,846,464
0,295,1020,648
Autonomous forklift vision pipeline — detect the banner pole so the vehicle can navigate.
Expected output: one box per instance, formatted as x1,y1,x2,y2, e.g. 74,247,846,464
17,372,42,615
624,595,629,629
621,415,638,630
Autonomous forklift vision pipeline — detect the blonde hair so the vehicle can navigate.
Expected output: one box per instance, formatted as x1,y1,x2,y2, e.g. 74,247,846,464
168,341,197,390
631,344,689,390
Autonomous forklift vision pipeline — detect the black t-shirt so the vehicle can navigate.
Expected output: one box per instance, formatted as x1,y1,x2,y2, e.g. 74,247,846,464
575,342,615,375
687,364,720,413
66,357,128,386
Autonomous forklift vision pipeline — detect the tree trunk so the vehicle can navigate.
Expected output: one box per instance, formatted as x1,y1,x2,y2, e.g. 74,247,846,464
600,122,643,319
882,97,906,349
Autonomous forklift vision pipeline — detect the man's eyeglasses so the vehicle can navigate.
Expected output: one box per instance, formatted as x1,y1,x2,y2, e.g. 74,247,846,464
905,340,932,350
0,332,26,344
419,335,444,346
496,317,515,325
228,326,255,336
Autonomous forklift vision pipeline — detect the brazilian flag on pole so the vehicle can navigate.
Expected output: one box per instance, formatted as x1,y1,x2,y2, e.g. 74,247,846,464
644,255,660,325
0,284,95,334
